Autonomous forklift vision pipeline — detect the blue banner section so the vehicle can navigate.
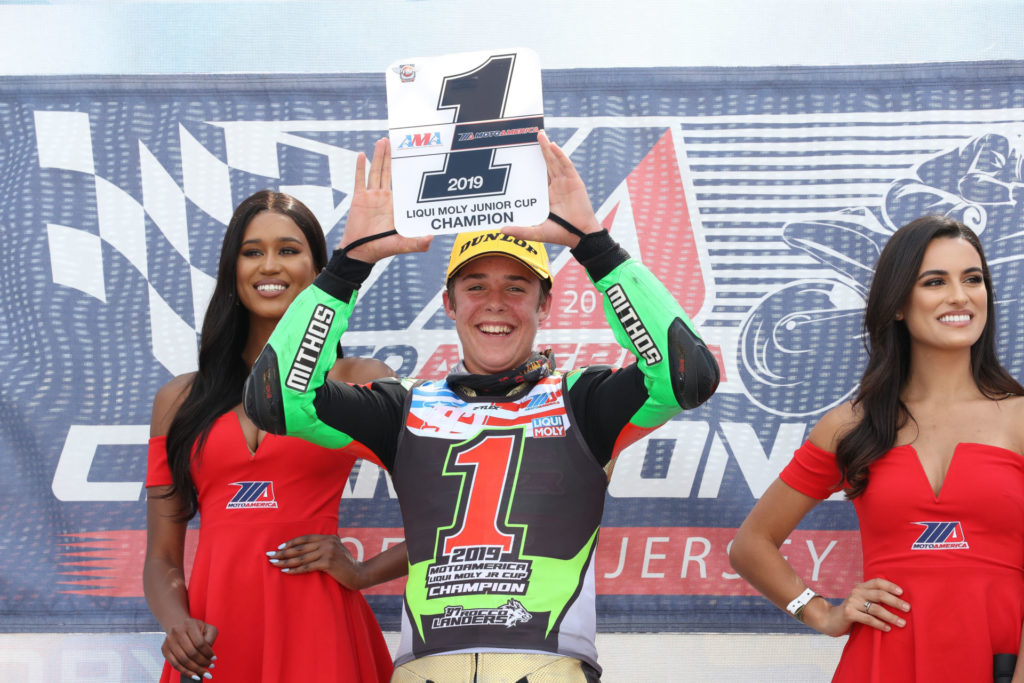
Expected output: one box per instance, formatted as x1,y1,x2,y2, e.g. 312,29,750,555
1,63,1023,633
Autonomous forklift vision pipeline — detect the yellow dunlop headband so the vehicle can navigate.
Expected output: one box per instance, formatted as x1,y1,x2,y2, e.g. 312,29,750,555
446,230,551,286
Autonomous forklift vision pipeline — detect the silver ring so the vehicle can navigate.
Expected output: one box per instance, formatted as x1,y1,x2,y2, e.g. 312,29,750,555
863,601,872,613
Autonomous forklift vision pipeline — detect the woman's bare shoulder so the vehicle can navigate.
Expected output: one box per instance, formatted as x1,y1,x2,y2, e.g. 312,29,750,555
806,401,860,453
1000,394,1024,452
150,373,196,438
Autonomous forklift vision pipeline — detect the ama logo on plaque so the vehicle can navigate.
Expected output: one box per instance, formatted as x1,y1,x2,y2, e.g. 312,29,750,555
397,132,442,149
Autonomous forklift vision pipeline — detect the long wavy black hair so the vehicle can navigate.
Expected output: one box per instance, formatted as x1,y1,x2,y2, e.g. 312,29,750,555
837,214,1024,498
163,190,327,519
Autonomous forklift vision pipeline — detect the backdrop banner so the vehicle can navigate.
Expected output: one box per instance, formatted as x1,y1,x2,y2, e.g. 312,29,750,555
2,62,1023,633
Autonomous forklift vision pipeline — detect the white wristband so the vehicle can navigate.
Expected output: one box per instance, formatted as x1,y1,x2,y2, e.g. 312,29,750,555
785,587,817,617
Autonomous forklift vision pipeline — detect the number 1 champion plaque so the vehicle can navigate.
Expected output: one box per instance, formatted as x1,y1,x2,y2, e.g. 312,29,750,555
385,48,549,237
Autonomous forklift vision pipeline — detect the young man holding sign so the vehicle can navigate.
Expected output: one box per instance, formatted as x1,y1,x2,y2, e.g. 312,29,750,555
244,132,719,681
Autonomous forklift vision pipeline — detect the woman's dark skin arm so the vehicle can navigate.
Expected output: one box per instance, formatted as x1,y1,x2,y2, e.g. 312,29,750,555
143,375,217,682
268,537,408,589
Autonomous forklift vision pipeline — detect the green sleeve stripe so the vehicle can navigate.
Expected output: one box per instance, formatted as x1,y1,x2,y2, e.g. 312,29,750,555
266,283,357,448
593,259,697,427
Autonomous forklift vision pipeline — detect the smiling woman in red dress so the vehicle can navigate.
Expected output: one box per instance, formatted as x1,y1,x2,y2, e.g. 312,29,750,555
730,215,1024,682
143,191,404,683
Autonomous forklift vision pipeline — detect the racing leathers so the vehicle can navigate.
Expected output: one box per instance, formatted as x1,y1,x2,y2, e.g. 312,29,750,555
244,230,719,673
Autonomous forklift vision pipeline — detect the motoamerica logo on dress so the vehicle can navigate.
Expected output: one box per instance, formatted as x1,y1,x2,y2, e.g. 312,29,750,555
911,521,968,550
226,481,279,509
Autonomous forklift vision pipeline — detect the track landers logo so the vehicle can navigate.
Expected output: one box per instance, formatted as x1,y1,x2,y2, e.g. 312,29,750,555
285,304,334,392
431,599,533,630
606,284,662,365
911,521,968,550
227,481,278,509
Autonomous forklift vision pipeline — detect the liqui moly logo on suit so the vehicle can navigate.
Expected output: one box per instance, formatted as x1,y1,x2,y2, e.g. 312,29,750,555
530,415,565,438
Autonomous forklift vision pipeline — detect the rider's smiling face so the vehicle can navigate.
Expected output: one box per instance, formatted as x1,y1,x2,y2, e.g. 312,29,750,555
443,255,552,376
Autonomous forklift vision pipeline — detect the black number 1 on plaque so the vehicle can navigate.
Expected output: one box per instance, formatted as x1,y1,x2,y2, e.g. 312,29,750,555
419,54,515,201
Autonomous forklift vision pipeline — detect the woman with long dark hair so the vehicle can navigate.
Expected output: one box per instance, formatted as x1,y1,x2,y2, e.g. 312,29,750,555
730,215,1024,681
144,190,403,682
